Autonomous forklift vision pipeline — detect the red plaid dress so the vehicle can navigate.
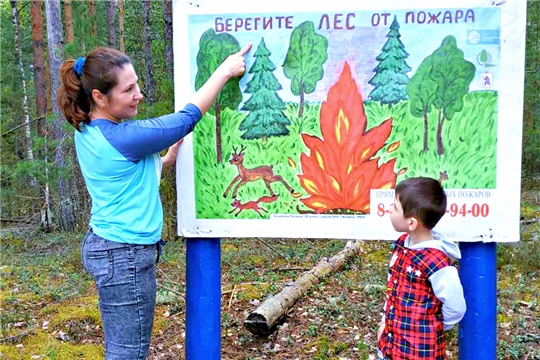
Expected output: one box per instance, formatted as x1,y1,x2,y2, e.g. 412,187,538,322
378,234,453,360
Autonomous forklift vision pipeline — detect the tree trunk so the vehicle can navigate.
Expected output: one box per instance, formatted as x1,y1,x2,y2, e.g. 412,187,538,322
118,0,125,52
244,240,364,336
31,0,48,136
11,0,34,161
163,0,174,74
45,0,76,231
298,85,305,118
105,0,117,48
215,102,222,163
32,0,50,228
88,0,97,39
63,0,74,44
143,0,155,104
437,109,445,155
423,107,429,152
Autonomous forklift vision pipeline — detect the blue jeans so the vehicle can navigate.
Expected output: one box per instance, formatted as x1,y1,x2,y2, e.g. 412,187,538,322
81,229,161,360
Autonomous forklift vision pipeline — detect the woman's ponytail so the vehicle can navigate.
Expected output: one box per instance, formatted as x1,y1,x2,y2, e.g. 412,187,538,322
57,60,91,132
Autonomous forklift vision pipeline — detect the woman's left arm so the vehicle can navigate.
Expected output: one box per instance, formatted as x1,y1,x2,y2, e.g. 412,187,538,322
161,139,183,168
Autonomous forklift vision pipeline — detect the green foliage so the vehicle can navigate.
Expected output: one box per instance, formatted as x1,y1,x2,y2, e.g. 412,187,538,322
65,1,107,58
429,35,476,121
368,16,411,106
406,35,476,155
370,92,498,188
195,29,242,115
498,239,540,275
308,335,347,359
193,91,497,219
1,0,30,122
0,0,536,242
523,0,540,177
407,55,437,151
0,0,178,233
1,222,538,358
407,56,437,118
284,102,321,136
193,108,306,219
283,21,328,116
240,38,291,140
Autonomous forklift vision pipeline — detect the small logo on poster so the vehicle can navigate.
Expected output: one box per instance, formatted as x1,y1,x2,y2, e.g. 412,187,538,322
481,72,493,88
467,30,500,45
468,31,481,44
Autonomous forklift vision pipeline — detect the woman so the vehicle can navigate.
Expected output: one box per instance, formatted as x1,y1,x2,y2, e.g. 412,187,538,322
57,44,251,359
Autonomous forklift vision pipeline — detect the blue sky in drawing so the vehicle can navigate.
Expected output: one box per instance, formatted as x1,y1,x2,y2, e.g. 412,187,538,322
187,7,500,103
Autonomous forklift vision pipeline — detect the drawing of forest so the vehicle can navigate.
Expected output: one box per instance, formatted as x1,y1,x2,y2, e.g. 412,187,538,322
189,10,499,219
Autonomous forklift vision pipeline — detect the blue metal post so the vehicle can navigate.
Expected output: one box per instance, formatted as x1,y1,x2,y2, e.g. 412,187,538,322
458,242,497,360
185,237,221,359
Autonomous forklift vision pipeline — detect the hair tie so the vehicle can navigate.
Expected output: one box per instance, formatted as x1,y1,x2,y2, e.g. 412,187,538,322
74,57,86,77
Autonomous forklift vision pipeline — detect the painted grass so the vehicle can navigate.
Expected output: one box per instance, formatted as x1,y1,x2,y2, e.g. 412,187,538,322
193,91,498,218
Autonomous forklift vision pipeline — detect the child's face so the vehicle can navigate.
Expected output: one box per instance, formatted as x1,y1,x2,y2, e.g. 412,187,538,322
389,196,409,232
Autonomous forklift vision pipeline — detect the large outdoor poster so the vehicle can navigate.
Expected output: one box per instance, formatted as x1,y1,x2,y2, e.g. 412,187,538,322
173,0,526,242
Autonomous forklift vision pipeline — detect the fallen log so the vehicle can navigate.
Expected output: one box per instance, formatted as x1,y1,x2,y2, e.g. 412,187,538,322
244,239,364,336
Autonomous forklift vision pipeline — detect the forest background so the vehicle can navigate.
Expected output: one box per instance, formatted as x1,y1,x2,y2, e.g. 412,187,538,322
0,0,538,359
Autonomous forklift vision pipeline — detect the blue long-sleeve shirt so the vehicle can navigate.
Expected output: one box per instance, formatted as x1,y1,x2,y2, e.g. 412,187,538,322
75,103,202,244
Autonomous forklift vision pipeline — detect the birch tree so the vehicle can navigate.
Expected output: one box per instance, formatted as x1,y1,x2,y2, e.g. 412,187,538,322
11,0,34,161
45,0,76,230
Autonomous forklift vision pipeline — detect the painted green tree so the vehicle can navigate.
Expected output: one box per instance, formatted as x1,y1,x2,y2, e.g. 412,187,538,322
195,28,241,163
283,21,328,118
429,35,476,155
240,38,290,141
368,16,411,107
407,55,437,152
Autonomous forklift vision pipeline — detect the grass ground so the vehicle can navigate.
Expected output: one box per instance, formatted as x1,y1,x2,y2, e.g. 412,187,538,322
0,184,538,360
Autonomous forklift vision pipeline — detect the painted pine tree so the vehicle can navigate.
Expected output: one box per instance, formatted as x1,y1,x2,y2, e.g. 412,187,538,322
240,38,290,141
368,16,411,107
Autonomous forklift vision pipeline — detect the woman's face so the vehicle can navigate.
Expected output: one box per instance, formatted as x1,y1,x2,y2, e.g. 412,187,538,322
98,64,143,121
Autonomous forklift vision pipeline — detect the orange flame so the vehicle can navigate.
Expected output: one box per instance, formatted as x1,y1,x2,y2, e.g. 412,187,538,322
298,63,396,213
387,140,401,153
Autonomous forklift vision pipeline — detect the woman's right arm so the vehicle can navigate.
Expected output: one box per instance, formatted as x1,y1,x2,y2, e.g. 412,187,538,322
93,104,200,162
99,43,252,162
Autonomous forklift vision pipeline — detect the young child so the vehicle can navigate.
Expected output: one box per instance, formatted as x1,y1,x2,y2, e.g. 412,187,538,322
377,177,466,360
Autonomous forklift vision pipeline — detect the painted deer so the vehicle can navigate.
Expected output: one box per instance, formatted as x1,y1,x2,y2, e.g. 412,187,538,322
223,145,295,199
